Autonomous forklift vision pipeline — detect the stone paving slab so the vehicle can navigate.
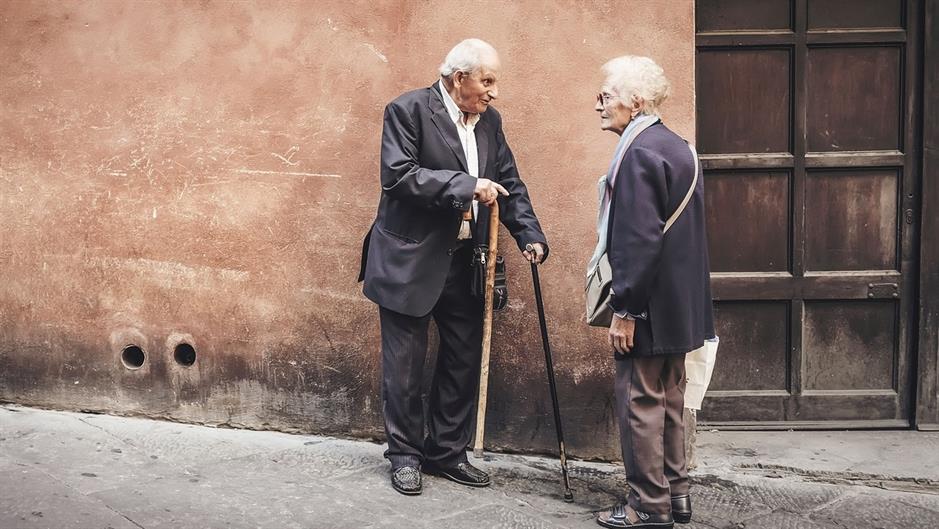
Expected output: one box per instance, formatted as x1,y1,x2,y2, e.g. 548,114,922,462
2,405,939,529
88,471,418,529
0,455,139,529
717,474,846,512
1,410,171,496
696,430,939,483
809,489,939,529
78,411,310,468
430,504,573,529
742,510,843,529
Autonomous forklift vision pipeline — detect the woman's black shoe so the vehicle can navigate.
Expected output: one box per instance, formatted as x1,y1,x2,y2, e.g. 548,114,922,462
596,503,674,529
671,495,692,524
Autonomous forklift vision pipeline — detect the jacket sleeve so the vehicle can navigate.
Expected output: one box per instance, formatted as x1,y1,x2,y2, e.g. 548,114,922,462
493,119,550,260
608,145,668,315
380,101,476,211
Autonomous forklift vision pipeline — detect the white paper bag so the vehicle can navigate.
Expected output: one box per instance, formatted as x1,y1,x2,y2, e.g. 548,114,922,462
684,337,719,411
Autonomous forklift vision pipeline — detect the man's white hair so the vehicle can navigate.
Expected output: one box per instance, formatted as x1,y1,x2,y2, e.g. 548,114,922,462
439,38,498,78
602,55,671,116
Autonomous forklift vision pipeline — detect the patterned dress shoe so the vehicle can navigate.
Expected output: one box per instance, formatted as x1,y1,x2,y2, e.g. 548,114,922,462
391,465,422,495
671,495,692,524
423,461,491,487
596,503,674,529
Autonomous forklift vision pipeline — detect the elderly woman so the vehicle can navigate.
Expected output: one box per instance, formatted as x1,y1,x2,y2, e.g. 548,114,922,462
590,56,715,528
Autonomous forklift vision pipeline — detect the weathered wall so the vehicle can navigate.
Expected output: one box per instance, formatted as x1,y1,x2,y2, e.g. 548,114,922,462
0,0,694,460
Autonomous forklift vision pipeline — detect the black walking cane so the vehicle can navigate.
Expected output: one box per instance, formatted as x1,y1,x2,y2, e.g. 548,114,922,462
526,244,574,502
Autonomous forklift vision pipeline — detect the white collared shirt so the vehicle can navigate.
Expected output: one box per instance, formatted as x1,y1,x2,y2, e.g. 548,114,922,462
438,80,479,239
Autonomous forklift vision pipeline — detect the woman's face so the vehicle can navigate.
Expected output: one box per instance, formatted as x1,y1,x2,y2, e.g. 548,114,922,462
595,86,640,135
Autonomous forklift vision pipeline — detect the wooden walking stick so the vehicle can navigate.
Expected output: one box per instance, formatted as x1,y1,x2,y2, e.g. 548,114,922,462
473,200,499,458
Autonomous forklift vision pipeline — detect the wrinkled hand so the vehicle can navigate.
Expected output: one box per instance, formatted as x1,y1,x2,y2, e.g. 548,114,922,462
608,316,635,354
523,243,545,264
474,179,509,206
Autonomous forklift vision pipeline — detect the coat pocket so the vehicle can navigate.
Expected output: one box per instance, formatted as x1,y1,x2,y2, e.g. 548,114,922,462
379,226,419,244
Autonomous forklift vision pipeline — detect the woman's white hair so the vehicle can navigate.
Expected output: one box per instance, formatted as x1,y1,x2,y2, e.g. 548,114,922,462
601,55,671,116
439,38,498,78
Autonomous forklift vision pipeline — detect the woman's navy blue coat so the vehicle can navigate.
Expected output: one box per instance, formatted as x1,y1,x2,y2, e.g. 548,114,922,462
606,122,716,356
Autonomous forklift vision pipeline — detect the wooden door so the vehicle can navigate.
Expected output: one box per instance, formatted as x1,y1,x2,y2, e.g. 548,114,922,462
695,0,921,427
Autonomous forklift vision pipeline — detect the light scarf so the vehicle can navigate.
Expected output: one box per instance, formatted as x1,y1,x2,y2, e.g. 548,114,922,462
586,114,660,275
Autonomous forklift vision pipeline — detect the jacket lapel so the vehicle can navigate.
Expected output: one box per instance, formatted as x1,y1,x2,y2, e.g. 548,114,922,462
475,119,490,179
428,84,468,171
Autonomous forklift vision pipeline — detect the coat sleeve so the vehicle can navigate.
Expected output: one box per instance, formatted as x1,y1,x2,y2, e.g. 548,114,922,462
608,145,669,315
493,119,550,260
380,101,476,211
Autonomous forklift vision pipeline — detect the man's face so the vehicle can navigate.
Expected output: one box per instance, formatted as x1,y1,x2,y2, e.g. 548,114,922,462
595,83,636,135
453,54,500,114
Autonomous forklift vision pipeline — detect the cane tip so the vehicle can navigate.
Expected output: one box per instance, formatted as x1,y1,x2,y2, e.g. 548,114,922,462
473,448,484,458
564,491,574,502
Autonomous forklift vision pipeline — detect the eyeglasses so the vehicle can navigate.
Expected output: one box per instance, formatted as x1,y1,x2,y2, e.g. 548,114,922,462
596,92,618,106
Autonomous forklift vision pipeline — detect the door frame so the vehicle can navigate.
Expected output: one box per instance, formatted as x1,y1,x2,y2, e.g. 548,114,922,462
915,0,939,430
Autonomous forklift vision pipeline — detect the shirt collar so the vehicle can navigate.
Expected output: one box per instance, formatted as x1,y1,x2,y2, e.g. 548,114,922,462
438,79,480,128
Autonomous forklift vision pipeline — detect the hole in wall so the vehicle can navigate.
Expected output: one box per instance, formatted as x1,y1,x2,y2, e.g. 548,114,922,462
174,343,196,367
121,345,145,369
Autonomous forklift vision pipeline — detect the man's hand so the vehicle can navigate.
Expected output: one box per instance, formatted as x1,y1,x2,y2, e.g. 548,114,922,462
474,179,509,206
523,243,545,264
609,316,635,355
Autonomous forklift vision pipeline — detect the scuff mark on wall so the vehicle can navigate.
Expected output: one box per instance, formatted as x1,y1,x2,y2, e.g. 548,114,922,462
231,168,342,178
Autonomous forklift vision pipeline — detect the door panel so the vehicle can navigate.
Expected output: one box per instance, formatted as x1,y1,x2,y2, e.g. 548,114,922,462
802,301,898,391
706,171,791,272
710,302,790,392
806,46,902,152
697,49,792,154
804,169,899,271
698,0,792,32
806,0,904,29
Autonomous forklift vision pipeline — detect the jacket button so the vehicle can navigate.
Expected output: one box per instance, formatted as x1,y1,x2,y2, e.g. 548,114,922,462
447,248,455,256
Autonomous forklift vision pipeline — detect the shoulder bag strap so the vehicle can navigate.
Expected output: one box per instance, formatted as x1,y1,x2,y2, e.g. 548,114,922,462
663,143,699,234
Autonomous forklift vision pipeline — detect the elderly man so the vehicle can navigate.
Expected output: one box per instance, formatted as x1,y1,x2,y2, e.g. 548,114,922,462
358,38,548,495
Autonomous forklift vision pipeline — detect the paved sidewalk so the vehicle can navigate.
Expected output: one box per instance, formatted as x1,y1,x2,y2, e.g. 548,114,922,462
1,405,937,529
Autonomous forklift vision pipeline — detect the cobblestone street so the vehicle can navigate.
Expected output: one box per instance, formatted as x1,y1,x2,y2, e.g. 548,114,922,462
2,405,937,529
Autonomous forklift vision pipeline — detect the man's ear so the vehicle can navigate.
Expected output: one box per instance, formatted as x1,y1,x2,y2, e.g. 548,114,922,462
453,71,465,88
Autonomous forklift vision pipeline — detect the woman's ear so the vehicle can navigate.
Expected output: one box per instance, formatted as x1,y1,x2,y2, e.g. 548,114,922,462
630,94,644,118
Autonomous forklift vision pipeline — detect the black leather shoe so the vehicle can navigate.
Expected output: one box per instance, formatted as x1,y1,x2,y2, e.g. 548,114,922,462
596,504,674,529
671,495,691,524
423,461,491,487
391,466,422,495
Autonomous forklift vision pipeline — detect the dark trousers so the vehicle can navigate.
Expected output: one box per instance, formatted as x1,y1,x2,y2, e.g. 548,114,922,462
379,243,482,470
615,352,689,514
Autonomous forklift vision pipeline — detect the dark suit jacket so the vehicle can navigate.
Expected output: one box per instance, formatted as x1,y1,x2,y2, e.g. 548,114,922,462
359,83,548,317
607,122,715,355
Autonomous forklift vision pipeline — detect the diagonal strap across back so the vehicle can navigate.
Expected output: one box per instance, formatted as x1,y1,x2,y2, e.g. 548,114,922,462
664,143,700,234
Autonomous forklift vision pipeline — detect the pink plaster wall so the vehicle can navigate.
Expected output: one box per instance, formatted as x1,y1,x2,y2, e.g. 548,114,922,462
0,0,694,459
